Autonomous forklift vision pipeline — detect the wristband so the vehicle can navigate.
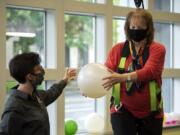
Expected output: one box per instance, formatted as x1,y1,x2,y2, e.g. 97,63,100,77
127,74,131,82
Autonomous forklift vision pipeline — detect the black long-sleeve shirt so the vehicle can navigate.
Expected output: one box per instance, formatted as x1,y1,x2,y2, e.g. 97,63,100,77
0,80,67,135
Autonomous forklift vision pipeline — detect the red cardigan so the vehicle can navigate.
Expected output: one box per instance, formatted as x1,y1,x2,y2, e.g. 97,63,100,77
105,41,166,118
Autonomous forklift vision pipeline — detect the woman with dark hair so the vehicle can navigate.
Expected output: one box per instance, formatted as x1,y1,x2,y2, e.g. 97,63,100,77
103,9,166,135
0,52,76,135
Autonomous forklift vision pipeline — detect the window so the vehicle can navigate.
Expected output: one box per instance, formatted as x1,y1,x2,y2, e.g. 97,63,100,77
154,0,171,12
174,79,180,113
6,7,56,68
172,24,180,113
6,8,45,67
64,14,96,132
64,13,106,133
174,0,180,13
154,0,180,13
65,14,95,68
113,18,125,44
162,79,172,113
6,7,46,93
173,24,180,68
154,23,171,68
46,81,57,135
154,22,180,116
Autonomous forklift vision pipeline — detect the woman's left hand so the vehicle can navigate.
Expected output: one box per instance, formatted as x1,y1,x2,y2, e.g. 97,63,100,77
102,72,126,90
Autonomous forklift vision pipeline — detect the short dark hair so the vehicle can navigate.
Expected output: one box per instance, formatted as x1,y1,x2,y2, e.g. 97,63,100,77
9,52,41,83
124,9,154,45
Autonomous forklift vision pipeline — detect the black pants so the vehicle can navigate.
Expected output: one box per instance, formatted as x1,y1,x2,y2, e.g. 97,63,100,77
111,107,163,135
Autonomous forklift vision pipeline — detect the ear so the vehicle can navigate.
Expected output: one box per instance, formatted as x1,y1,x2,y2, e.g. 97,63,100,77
26,73,33,81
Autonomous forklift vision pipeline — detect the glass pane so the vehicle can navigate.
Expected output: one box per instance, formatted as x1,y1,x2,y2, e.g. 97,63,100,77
154,0,171,12
113,0,148,9
154,23,171,68
162,79,172,113
6,8,45,67
65,14,96,132
46,81,57,135
173,24,180,68
113,19,126,44
64,80,95,132
65,14,95,68
174,79,180,113
154,0,180,13
173,0,180,13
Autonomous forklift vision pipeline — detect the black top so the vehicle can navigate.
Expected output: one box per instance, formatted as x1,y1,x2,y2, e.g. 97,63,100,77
0,80,67,135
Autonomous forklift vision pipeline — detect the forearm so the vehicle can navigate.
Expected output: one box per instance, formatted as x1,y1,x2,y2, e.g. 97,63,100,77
43,80,67,106
122,71,138,82
52,80,67,93
48,79,67,97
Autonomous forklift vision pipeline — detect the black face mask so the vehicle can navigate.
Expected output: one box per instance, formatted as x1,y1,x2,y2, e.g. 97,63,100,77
30,70,45,88
128,28,147,42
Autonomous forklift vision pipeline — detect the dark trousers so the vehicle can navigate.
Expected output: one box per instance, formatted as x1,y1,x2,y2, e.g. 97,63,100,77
111,107,163,135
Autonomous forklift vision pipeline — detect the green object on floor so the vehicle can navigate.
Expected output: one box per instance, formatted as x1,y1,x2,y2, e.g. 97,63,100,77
65,120,78,135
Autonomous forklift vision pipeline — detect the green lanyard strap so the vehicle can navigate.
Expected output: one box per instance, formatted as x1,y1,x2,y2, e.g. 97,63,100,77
112,57,126,105
112,83,121,105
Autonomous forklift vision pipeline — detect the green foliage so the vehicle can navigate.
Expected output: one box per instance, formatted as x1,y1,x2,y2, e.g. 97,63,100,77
65,14,93,51
7,8,94,54
6,8,44,54
6,80,45,93
6,81,17,93
113,0,121,5
6,8,44,31
113,19,120,44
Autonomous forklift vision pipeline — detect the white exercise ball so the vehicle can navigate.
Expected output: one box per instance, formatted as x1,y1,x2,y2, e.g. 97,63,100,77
77,63,111,98
85,113,105,134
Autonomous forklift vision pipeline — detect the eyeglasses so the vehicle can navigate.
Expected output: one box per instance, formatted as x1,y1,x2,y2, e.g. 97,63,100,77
30,69,45,77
